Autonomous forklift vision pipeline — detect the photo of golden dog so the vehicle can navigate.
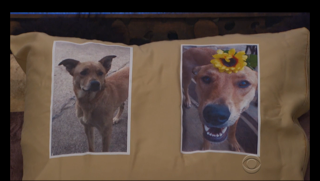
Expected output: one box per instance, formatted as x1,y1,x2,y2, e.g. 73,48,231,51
50,42,131,156
59,56,129,152
181,45,259,154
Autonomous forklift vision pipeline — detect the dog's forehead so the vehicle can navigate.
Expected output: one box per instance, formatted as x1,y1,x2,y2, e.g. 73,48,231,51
237,67,257,79
200,65,219,75
75,61,104,71
229,67,258,85
200,65,257,80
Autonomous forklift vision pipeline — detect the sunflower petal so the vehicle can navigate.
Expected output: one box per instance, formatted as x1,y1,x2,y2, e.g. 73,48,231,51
217,49,224,54
234,54,241,60
236,51,245,55
228,49,236,56
223,53,230,58
213,54,222,59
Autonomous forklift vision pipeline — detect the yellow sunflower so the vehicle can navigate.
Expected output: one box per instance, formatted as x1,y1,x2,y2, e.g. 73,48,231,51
210,48,248,74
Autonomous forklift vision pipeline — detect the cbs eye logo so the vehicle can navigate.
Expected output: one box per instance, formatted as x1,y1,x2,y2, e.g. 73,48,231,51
242,155,261,174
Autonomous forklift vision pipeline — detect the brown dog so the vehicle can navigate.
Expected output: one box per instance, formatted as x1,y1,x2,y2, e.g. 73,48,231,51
182,47,258,151
59,55,129,152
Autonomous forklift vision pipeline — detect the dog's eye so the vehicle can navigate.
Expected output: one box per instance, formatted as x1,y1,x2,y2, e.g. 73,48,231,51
238,80,251,88
80,69,88,76
201,76,211,84
97,71,103,76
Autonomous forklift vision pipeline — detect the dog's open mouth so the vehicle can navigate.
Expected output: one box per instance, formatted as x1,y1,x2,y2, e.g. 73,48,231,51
203,125,229,142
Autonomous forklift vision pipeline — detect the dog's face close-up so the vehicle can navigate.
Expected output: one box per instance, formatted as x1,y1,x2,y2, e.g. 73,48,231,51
192,64,258,143
59,55,116,97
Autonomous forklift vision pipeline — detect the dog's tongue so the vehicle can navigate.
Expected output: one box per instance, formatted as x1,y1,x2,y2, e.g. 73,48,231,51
209,127,222,134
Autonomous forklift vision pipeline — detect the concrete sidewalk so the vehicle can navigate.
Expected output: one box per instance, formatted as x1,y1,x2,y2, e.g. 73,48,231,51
51,99,129,155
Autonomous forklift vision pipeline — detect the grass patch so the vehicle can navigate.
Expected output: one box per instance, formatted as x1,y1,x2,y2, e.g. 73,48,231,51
246,54,258,70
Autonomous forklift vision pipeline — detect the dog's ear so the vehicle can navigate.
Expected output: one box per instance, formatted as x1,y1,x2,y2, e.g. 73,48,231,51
192,66,202,76
99,55,116,73
58,59,80,76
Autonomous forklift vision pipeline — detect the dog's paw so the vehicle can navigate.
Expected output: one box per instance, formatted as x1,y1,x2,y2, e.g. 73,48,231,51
79,117,88,125
183,99,192,108
229,140,241,152
113,117,120,124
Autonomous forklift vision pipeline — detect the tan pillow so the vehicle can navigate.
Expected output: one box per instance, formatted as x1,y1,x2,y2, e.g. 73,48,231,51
10,27,309,180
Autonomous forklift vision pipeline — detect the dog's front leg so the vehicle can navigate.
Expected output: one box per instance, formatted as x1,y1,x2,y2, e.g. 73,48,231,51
84,125,95,152
228,119,241,152
100,125,112,152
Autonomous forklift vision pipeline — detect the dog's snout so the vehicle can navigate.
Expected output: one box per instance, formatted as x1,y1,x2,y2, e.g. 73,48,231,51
203,104,230,127
89,80,100,91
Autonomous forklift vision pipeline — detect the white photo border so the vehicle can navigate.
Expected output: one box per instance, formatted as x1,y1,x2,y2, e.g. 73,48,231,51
49,41,133,158
180,43,260,157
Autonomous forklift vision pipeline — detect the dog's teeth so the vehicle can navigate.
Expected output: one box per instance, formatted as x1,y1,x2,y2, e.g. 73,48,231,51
207,132,210,135
204,125,209,131
222,127,227,133
219,133,222,137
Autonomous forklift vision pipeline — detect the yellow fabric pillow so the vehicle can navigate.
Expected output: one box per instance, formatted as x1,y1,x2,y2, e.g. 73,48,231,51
10,27,309,180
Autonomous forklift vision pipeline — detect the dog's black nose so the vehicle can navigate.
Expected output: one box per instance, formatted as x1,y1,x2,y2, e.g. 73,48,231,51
203,104,230,127
89,80,100,91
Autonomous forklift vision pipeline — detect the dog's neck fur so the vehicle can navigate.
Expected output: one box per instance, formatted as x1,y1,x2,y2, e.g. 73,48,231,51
75,87,105,106
75,82,117,126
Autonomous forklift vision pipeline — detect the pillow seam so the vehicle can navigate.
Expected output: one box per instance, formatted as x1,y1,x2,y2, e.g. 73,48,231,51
301,30,310,177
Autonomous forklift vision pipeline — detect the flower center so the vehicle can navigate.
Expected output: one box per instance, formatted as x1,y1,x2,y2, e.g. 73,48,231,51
221,57,238,67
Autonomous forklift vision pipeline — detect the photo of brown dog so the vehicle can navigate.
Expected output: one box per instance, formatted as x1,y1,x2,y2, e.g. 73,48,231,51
50,41,132,157
181,44,259,155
